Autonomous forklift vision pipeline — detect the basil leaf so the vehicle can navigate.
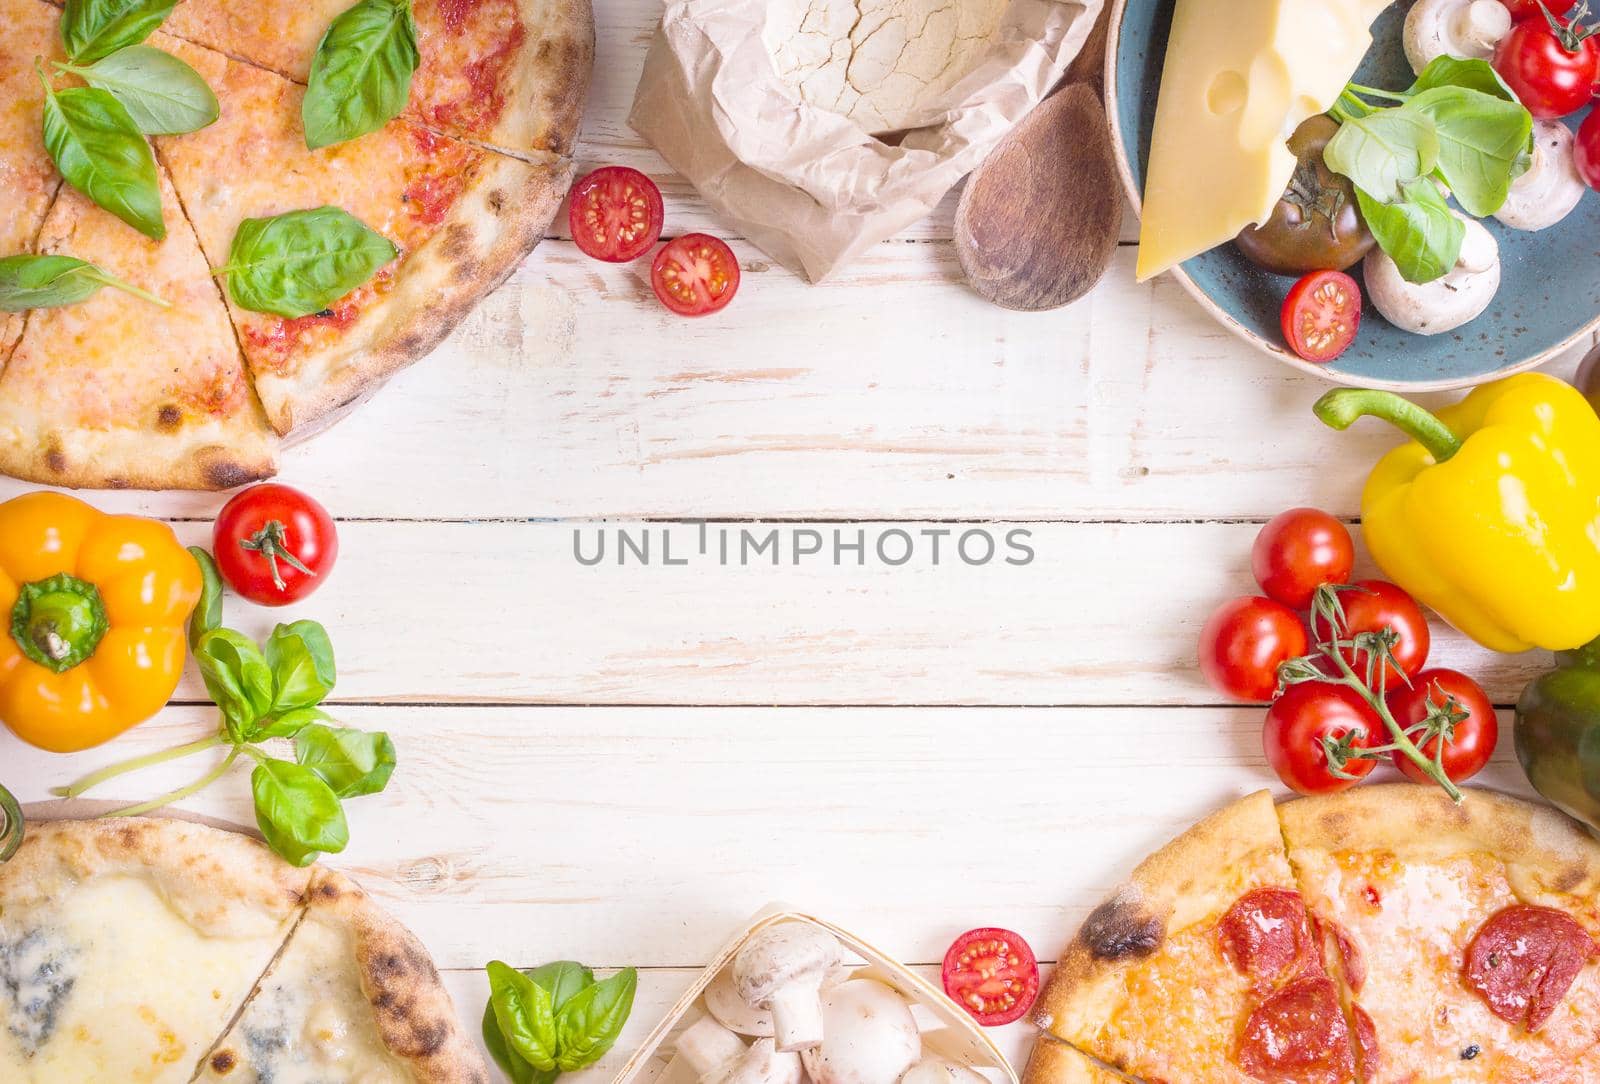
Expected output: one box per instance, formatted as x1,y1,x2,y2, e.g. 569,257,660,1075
254,705,333,742
529,961,595,1013
1408,56,1520,103
0,253,166,311
553,969,636,1072
41,83,165,240
217,207,396,318
487,961,559,1073
60,46,218,135
186,546,223,649
1325,108,1439,201
1357,180,1466,285
265,620,337,713
1406,87,1532,217
194,628,274,742
61,0,176,63
483,1001,559,1084
302,0,418,150
294,724,395,798
251,758,349,866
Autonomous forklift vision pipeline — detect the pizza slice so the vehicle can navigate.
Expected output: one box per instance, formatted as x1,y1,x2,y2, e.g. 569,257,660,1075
195,866,486,1084
1031,791,1363,1084
0,161,278,489
154,34,570,436
1280,784,1600,1083
0,819,310,1083
161,0,592,156
1022,1036,1142,1084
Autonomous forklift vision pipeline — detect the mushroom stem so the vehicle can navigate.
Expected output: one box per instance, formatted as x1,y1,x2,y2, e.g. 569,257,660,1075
676,1016,748,1078
1453,0,1513,52
767,982,827,1053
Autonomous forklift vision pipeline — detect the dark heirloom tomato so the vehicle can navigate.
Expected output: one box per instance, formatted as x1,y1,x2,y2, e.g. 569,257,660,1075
1235,116,1375,275
568,166,664,263
941,928,1039,1026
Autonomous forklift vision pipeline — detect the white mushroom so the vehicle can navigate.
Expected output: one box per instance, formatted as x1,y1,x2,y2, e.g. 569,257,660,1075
706,1039,804,1084
798,980,921,1084
731,924,843,1052
1364,214,1501,336
1404,0,1511,73
899,1059,988,1084
674,1015,750,1080
705,968,776,1037
1496,121,1587,231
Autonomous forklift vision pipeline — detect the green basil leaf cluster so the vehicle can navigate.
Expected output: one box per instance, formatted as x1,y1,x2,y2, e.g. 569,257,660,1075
57,46,219,135
61,0,177,64
0,253,167,311
483,961,637,1083
303,0,419,150
217,207,397,318
40,77,166,240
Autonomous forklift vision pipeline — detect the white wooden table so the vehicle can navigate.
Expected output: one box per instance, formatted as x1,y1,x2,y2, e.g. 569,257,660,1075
3,0,1595,1076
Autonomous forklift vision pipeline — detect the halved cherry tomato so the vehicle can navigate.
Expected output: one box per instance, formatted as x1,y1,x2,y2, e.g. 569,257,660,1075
1495,11,1600,119
1314,580,1430,689
1199,597,1310,702
568,166,664,263
942,928,1039,1027
651,233,740,317
213,484,338,606
1281,270,1361,363
1385,668,1498,784
1264,683,1381,795
1252,509,1355,610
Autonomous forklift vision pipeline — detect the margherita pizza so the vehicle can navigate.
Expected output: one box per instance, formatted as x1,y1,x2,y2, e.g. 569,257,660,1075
1027,786,1600,1084
0,0,591,489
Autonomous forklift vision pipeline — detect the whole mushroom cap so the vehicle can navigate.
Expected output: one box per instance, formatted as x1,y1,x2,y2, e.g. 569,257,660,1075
799,980,921,1084
899,1059,988,1084
732,924,843,1004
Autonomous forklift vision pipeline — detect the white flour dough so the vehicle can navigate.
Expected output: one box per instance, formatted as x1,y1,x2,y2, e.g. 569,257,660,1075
763,0,1012,133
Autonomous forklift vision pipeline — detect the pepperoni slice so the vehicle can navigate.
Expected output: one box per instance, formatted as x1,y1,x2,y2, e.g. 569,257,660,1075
1220,888,1314,991
1312,912,1367,994
1464,905,1598,1031
1351,1003,1380,1079
1236,974,1356,1084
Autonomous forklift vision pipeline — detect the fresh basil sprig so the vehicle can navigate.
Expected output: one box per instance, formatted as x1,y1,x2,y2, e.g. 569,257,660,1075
51,548,396,869
484,962,637,1084
0,253,168,311
1355,180,1466,286
303,0,419,150
61,0,177,64
54,46,219,135
216,207,396,318
38,65,165,240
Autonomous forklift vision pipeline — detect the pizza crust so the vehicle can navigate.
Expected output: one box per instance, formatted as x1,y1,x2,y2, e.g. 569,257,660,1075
1021,1037,1137,1084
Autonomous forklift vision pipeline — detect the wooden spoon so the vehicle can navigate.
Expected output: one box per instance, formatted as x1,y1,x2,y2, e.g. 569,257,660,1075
954,9,1121,311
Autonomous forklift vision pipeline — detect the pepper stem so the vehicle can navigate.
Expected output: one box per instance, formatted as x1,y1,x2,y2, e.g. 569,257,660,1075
10,573,110,673
240,519,315,593
1313,388,1463,463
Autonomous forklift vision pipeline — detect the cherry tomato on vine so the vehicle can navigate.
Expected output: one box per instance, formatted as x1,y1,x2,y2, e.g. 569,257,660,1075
1281,270,1361,363
942,928,1039,1026
213,484,338,606
1199,597,1310,702
1502,0,1578,18
651,233,740,317
1252,509,1355,609
1314,580,1430,689
1264,683,1381,795
568,166,664,263
1494,12,1600,119
1385,669,1498,785
1576,110,1600,189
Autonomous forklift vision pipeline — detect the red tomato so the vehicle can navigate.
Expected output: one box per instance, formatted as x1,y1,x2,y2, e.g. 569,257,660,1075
1495,14,1600,119
1577,110,1600,189
941,928,1039,1027
1281,271,1361,363
568,166,664,263
1385,668,1498,784
651,234,740,316
1199,597,1310,702
1314,580,1431,689
1502,0,1579,17
213,484,338,606
1252,509,1356,610
1264,683,1381,795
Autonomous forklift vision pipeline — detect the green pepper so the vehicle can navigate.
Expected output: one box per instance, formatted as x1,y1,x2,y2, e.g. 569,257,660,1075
1515,638,1600,830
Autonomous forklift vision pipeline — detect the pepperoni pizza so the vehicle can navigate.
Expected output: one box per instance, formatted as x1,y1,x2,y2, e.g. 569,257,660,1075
1026,786,1600,1084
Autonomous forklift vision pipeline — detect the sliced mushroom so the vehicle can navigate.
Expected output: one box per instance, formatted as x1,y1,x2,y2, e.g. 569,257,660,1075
798,980,921,1084
1364,214,1501,336
1404,0,1512,73
731,924,843,1052
900,1059,988,1084
1496,121,1587,231
675,1015,750,1079
706,1039,804,1084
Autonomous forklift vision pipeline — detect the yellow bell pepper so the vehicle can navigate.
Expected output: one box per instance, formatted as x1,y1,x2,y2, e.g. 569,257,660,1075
0,492,200,752
1316,373,1600,655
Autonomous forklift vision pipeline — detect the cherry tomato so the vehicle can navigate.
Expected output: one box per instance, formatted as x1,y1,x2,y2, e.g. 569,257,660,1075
1199,597,1310,702
1314,580,1431,689
1502,0,1579,18
213,484,338,606
1495,14,1600,119
1576,110,1600,189
1252,509,1356,610
941,928,1039,1026
1264,683,1381,795
1281,270,1361,363
651,233,740,317
568,166,664,263
1385,668,1499,784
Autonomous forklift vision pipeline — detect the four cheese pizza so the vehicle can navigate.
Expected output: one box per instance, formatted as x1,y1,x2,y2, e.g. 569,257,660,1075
1028,786,1600,1084
0,0,590,489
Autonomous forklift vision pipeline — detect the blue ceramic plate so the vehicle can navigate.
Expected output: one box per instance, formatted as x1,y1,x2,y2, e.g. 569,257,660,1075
1106,0,1600,390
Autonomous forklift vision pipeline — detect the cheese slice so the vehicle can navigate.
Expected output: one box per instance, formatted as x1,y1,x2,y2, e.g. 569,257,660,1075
1135,0,1392,282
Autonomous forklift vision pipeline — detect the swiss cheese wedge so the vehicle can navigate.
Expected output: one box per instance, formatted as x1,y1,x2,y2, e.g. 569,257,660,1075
1135,0,1391,281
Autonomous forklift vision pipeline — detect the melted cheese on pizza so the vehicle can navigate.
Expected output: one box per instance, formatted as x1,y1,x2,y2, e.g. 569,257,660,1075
0,874,298,1083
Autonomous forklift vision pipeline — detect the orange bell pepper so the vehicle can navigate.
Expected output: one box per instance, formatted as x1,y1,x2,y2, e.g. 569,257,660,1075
0,492,200,752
